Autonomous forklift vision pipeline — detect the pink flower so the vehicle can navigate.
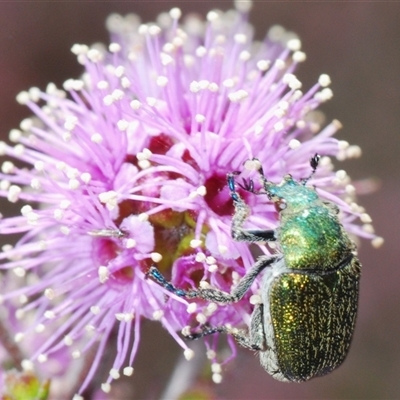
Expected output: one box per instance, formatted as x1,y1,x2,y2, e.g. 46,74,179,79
0,2,382,396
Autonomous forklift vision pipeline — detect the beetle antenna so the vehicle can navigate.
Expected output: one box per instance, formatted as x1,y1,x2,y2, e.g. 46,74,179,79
258,163,274,198
302,154,321,185
249,157,270,193
240,158,271,196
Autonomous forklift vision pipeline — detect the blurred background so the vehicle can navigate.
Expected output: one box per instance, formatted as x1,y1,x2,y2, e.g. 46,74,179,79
0,1,398,399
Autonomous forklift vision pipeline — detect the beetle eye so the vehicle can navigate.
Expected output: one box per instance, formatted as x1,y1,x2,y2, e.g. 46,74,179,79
274,198,287,212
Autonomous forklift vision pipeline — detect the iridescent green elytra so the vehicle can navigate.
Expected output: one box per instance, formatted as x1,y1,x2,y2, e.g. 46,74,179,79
148,154,361,382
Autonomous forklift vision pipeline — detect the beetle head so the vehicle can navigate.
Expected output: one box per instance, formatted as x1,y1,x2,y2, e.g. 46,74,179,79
264,175,319,213
263,154,321,213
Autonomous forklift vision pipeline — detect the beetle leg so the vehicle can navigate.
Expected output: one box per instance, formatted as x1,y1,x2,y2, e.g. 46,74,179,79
146,266,196,298
185,324,262,351
227,173,277,243
249,304,267,351
148,255,278,302
194,255,277,303
184,304,266,351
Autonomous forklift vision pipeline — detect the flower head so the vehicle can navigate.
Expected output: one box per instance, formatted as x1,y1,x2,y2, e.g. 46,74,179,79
0,2,382,396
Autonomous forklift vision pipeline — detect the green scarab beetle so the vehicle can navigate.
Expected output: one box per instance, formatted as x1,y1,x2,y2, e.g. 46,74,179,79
149,154,361,382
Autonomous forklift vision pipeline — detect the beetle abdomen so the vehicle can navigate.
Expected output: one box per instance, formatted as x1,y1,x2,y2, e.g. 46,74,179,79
266,255,361,382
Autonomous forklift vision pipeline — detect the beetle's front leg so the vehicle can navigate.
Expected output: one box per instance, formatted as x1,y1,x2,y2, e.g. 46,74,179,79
227,173,277,243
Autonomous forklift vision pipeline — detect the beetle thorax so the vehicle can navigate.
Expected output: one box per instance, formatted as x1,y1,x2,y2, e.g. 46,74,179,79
276,202,352,271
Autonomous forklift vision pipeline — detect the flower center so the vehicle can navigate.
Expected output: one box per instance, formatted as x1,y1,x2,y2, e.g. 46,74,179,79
204,174,238,216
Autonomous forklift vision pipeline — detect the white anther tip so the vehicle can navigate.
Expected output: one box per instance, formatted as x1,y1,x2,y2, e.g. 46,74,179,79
184,348,195,360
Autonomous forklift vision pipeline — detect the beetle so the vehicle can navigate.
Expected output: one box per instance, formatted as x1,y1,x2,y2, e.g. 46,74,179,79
148,154,361,382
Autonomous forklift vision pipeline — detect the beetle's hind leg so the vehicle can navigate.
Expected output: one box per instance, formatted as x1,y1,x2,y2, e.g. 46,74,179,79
185,304,266,352
194,326,259,351
227,173,277,243
185,324,261,351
